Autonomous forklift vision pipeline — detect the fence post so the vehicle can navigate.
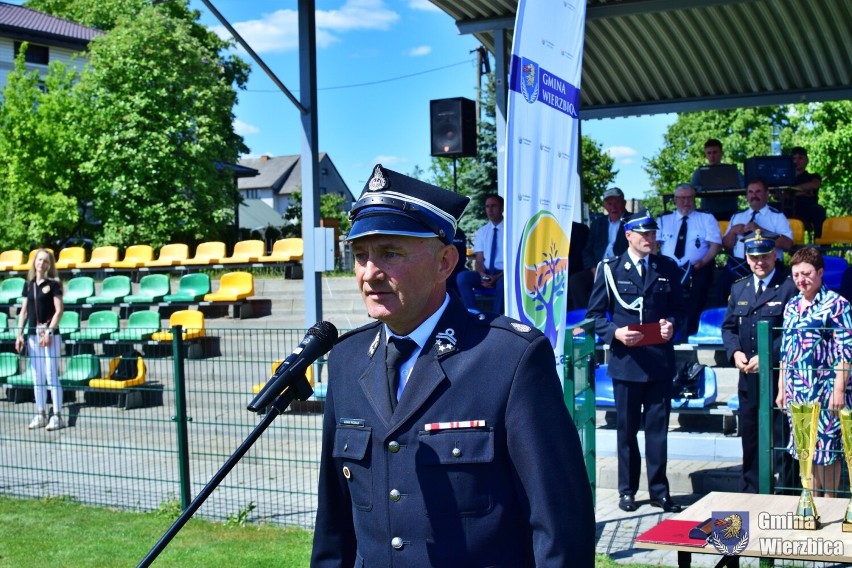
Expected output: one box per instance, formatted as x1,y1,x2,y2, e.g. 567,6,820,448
171,324,192,509
757,320,773,494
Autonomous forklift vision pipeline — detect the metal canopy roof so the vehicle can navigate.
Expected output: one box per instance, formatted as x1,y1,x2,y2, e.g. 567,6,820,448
430,0,852,119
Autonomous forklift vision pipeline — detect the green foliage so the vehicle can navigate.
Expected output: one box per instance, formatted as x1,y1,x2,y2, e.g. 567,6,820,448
225,501,257,528
154,495,182,520
580,135,618,214
282,191,352,237
24,0,149,30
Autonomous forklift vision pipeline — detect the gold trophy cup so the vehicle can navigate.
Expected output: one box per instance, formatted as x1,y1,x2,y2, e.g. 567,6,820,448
840,409,852,532
790,401,820,528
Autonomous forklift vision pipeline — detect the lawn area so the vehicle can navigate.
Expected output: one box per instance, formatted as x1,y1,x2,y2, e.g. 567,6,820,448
0,495,649,567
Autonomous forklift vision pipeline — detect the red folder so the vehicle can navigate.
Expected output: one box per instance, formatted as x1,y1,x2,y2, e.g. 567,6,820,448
635,519,709,548
627,323,666,346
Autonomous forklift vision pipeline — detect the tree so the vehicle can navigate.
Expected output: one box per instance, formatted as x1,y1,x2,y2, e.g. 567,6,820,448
24,0,148,31
579,135,617,214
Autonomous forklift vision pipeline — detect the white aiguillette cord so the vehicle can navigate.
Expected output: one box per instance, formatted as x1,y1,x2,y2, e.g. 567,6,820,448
602,261,644,324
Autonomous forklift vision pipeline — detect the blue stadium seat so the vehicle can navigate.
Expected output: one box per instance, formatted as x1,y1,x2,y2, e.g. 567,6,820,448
594,364,615,407
671,366,718,409
687,307,726,345
823,255,848,291
566,309,587,327
727,394,740,411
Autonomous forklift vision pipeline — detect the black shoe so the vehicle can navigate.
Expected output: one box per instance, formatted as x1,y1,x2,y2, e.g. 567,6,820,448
649,496,683,513
618,494,637,512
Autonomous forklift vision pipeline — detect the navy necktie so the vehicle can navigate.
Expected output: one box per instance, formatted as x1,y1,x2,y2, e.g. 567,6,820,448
638,258,647,283
386,336,417,410
488,226,498,273
674,216,688,259
757,279,764,297
749,210,757,224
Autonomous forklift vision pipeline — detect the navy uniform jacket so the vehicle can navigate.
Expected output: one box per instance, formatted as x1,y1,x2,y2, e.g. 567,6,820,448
721,269,797,389
311,298,595,568
586,252,686,382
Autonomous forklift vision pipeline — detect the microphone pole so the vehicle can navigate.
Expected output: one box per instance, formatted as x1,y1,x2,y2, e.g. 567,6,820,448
138,376,313,568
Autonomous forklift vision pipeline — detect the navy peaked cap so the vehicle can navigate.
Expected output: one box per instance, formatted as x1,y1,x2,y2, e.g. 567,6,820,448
743,229,778,255
348,164,470,244
623,210,658,233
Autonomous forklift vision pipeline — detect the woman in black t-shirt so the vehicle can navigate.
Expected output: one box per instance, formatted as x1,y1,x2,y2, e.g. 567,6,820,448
15,249,65,431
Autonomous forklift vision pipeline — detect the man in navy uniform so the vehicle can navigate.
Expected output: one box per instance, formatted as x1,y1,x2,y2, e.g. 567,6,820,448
586,210,686,513
721,230,797,493
311,165,594,567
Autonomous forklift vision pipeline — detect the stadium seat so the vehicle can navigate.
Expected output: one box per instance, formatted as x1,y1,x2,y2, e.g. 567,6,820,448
64,276,96,305
0,313,16,341
55,247,87,270
727,394,740,411
86,275,131,304
58,354,101,388
146,243,190,267
163,273,211,302
124,274,170,303
0,277,25,304
182,241,226,266
718,219,729,237
151,310,205,342
788,218,806,246
815,216,852,246
672,366,718,409
253,359,315,394
5,367,35,388
13,249,54,272
823,254,848,291
259,238,304,263
58,311,80,335
687,307,726,345
78,246,119,269
0,250,24,271
204,272,254,302
566,309,587,327
219,240,264,264
0,351,19,378
594,365,615,407
110,245,154,269
110,310,160,341
89,354,146,389
69,310,120,341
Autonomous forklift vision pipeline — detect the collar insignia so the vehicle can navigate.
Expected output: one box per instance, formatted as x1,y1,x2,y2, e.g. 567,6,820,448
368,330,380,357
435,341,455,353
651,262,657,270
624,262,632,271
435,328,457,346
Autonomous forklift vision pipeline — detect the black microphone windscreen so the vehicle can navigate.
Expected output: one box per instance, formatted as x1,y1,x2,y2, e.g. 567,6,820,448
308,321,339,347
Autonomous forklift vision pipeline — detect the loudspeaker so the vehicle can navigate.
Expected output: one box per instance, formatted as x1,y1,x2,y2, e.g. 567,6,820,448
430,97,477,158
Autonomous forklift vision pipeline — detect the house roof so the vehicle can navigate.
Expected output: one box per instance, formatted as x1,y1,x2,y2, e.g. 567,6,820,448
429,0,852,119
239,198,285,230
238,153,355,201
0,2,101,48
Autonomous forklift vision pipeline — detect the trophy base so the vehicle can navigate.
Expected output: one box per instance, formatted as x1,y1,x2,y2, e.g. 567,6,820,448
792,514,821,530
843,521,852,533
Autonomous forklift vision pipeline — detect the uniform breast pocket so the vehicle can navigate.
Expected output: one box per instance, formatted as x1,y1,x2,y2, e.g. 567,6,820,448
653,280,672,295
416,429,495,517
617,283,640,296
333,427,373,511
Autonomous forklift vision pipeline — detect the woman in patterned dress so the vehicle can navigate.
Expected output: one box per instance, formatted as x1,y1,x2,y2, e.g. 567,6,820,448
777,247,852,494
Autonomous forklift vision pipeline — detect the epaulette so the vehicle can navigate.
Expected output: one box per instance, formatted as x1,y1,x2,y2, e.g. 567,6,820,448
601,256,617,263
485,315,544,341
734,274,751,283
767,205,781,213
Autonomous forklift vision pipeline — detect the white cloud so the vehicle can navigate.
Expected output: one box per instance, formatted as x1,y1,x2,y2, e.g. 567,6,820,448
605,145,638,160
219,0,399,54
234,119,260,135
409,0,442,12
371,155,406,167
408,45,432,57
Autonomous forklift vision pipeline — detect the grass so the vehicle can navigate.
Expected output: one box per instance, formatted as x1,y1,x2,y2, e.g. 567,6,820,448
0,495,648,567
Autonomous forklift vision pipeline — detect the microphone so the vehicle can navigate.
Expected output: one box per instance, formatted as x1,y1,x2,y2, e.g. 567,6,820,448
247,321,338,412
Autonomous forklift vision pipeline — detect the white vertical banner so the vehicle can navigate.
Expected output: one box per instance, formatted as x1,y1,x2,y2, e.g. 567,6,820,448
504,0,586,375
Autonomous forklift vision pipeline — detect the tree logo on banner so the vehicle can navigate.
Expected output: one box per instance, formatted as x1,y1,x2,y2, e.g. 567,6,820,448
520,57,540,104
514,211,569,346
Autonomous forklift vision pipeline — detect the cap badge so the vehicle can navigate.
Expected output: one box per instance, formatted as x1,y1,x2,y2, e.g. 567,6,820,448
368,165,387,191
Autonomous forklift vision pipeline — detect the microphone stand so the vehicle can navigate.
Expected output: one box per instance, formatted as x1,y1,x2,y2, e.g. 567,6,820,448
138,377,314,567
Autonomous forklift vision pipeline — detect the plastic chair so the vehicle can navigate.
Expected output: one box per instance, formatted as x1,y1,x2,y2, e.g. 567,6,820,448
110,310,161,341
687,307,726,345
163,273,211,302
672,366,718,409
89,354,146,389
151,310,205,342
204,272,254,302
64,276,96,305
815,216,852,246
566,309,587,327
182,241,226,266
5,367,35,388
0,277,25,304
823,255,848,291
0,313,15,341
78,246,119,269
727,394,740,411
253,359,315,394
259,238,304,262
58,311,80,335
0,351,19,378
594,365,615,407
69,310,120,341
13,249,54,272
55,247,87,270
124,274,170,303
58,354,101,388
219,240,265,264
110,245,154,269
718,219,730,237
0,250,24,271
86,275,131,304
788,218,806,246
146,243,189,267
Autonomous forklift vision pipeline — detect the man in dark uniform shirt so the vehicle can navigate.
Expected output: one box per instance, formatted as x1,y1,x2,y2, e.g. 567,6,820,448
311,164,595,567
586,210,686,513
721,230,797,493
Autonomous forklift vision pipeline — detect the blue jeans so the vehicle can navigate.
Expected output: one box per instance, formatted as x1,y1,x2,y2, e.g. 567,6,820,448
456,270,504,314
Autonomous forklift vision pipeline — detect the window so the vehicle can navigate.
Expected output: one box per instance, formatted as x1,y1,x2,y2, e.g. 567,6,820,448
245,189,259,199
14,42,49,65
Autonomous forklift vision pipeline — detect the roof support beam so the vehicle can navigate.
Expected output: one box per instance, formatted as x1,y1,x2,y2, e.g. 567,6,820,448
586,0,759,20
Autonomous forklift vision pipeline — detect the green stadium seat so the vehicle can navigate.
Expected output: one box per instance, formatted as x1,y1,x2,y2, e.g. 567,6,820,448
0,277,25,304
124,274,170,303
0,313,17,341
163,273,211,302
6,367,35,387
0,351,19,378
64,276,96,305
86,275,131,304
110,310,160,341
58,354,101,388
58,311,80,335
69,310,120,341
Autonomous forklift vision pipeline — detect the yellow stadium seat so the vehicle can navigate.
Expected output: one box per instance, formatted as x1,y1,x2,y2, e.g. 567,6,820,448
55,247,87,270
111,245,154,269
259,238,304,263
252,359,314,394
204,271,254,302
13,249,54,272
78,246,119,269
88,355,146,389
219,240,265,264
146,243,189,267
788,218,806,246
717,220,729,236
815,216,852,245
151,309,205,342
0,250,24,271
182,241,226,266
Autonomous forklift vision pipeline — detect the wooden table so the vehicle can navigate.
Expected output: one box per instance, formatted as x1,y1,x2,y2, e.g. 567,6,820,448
634,491,852,567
